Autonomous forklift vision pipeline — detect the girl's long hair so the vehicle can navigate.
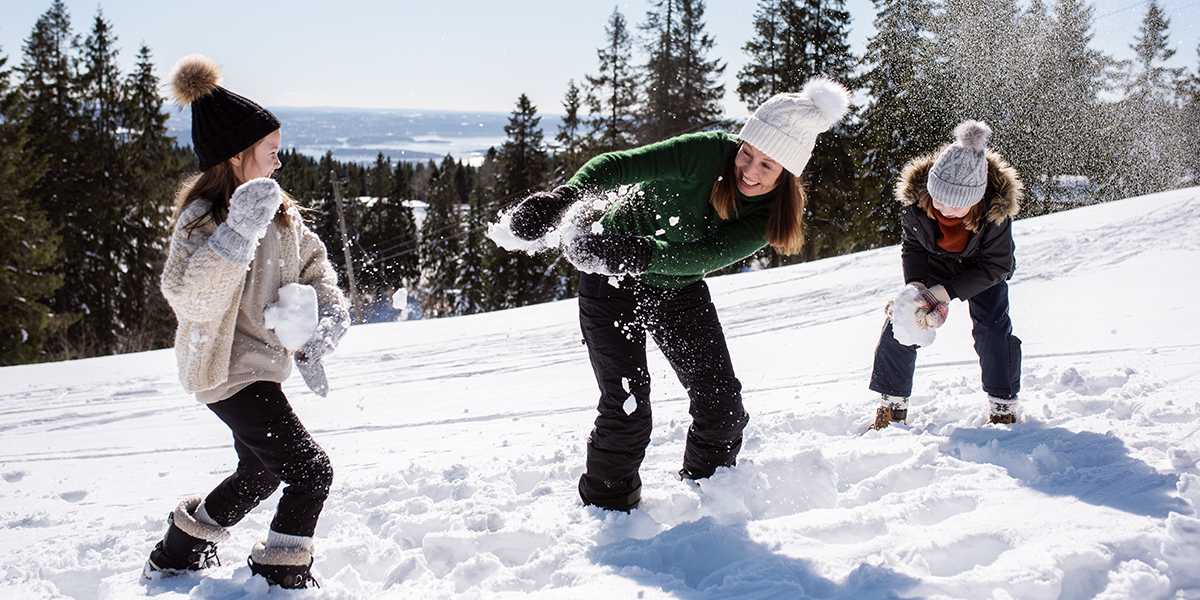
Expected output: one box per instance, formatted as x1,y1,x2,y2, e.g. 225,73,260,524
709,147,807,255
172,145,295,235
918,189,984,232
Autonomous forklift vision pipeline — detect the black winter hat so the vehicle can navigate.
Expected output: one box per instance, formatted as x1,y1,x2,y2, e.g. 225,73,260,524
169,54,280,171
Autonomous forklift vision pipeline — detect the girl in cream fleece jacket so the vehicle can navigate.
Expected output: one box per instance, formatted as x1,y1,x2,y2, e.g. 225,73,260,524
144,55,348,590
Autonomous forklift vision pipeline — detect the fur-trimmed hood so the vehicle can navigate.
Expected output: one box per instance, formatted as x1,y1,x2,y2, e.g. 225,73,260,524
895,149,1023,229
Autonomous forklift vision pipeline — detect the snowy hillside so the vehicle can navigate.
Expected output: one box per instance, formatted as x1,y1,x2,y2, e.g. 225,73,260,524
2,187,1199,599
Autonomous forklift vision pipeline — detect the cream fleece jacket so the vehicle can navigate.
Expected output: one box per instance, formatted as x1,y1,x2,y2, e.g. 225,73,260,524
161,198,348,403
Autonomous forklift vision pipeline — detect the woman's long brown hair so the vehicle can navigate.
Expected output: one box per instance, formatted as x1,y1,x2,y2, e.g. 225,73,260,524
172,145,294,235
709,147,807,255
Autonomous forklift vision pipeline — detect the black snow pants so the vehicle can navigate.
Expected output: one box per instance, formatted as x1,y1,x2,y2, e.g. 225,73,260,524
577,273,748,511
870,280,1022,400
201,381,333,537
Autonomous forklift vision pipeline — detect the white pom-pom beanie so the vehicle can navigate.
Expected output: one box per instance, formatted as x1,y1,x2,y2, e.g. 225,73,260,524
737,77,850,177
926,120,993,209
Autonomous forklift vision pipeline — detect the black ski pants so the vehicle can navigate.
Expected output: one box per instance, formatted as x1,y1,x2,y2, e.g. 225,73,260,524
202,381,332,537
870,280,1022,400
577,273,748,510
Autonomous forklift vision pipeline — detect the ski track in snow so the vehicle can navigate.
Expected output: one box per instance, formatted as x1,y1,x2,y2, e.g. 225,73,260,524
2,188,1200,598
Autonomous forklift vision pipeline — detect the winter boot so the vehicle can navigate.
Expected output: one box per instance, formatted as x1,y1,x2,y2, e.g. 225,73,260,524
248,541,319,589
988,395,1018,425
144,496,229,577
872,394,909,430
578,474,641,513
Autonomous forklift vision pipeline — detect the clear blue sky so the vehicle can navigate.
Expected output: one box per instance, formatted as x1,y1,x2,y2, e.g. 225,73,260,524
2,0,1198,117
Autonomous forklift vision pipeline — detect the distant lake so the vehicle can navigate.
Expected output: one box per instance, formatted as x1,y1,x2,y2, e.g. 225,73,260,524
166,106,563,165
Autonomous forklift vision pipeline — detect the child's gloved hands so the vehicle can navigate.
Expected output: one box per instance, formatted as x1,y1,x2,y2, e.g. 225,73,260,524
226,177,282,241
912,283,950,330
295,310,349,365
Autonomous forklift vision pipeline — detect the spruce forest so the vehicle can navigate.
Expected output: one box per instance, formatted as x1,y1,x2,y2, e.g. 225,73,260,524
2,0,1197,365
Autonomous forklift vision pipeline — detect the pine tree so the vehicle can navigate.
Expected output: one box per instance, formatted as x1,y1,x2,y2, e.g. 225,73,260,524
1185,45,1200,182
18,0,86,356
0,46,62,364
67,9,131,352
638,0,726,142
855,0,944,244
486,94,555,310
1127,0,1183,101
553,79,586,183
929,0,1025,140
357,152,395,296
1021,0,1114,209
738,0,856,109
1114,1,1187,196
585,7,639,152
419,157,463,317
386,160,420,286
119,43,185,351
737,0,787,109
456,184,489,315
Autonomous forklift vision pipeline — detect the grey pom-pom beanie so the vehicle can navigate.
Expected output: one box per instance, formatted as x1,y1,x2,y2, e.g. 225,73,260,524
926,120,992,208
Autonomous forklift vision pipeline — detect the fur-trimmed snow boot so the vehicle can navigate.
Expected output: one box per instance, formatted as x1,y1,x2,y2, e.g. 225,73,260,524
248,540,319,589
988,395,1018,425
144,496,229,577
872,394,909,430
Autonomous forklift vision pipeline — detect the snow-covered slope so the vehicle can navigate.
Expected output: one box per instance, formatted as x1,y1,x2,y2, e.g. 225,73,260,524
2,188,1199,599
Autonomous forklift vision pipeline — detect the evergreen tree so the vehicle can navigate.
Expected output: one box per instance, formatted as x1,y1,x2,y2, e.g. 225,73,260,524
585,7,639,152
1021,0,1113,209
487,94,554,310
737,1,787,109
73,8,128,352
419,157,463,317
0,46,62,364
855,0,944,244
1184,45,1200,182
638,0,726,142
1127,0,1184,101
1114,1,1187,196
928,0,1025,145
119,43,185,351
739,0,855,110
554,79,586,183
17,0,84,355
386,160,420,286
456,183,490,315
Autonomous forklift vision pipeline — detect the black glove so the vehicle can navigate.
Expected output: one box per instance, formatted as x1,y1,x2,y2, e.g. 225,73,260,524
566,233,654,275
509,186,580,241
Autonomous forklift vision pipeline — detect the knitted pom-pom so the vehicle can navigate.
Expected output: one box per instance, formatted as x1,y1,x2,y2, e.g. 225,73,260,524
800,77,851,128
954,120,992,151
169,54,221,105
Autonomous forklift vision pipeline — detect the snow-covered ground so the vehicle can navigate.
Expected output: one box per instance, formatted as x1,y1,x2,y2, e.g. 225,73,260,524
2,187,1199,599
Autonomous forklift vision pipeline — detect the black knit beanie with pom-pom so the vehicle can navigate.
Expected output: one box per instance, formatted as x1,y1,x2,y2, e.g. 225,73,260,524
169,54,280,171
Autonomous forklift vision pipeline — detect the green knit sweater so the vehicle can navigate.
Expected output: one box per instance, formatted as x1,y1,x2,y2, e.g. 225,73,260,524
566,131,778,289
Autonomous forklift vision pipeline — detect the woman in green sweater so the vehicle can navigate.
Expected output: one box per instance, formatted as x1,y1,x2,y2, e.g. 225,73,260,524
507,78,849,511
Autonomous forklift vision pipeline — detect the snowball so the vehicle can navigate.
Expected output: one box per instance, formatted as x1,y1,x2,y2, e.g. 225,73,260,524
486,210,548,254
890,284,936,347
623,396,637,416
486,193,610,257
264,283,319,351
668,216,681,227
391,287,408,310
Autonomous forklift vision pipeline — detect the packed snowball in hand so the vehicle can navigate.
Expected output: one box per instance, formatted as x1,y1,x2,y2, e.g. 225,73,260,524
486,192,613,255
890,284,937,347
264,283,319,351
